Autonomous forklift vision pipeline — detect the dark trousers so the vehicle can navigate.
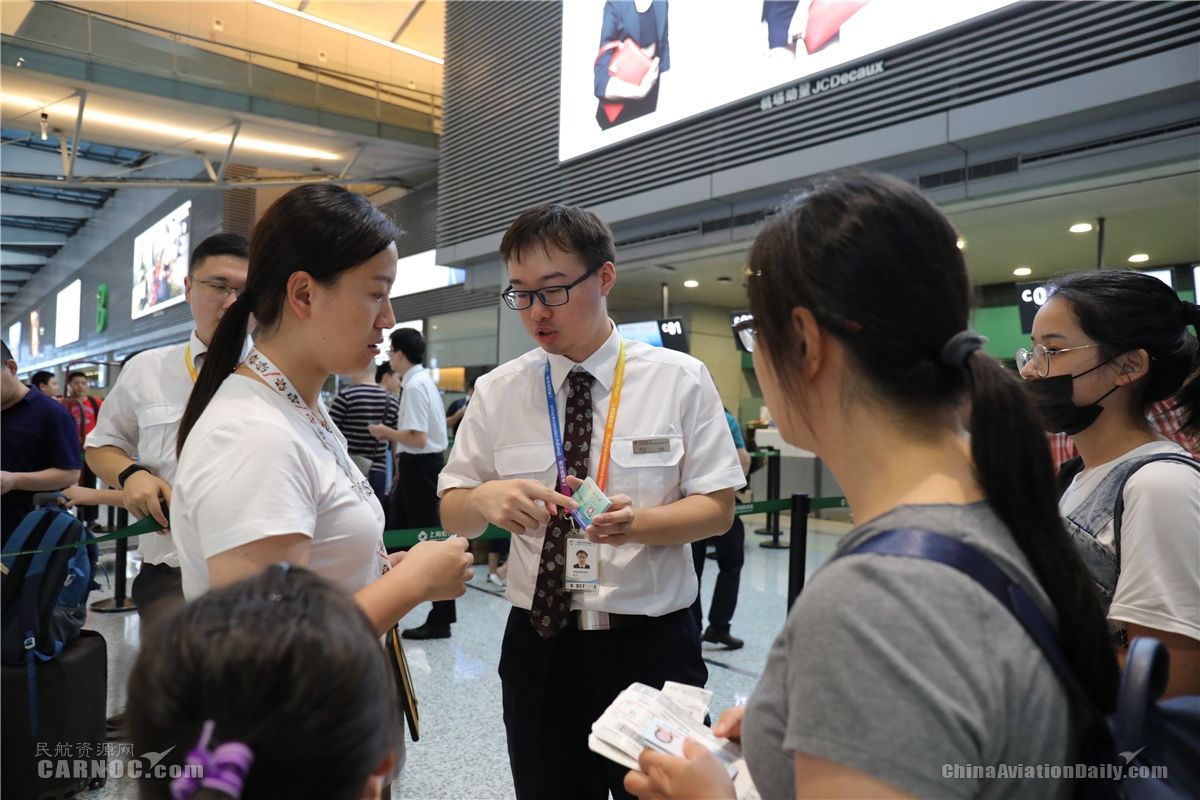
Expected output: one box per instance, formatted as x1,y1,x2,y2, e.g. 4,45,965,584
390,451,455,626
368,465,388,510
500,606,707,800
130,563,185,637
77,461,99,524
690,516,745,631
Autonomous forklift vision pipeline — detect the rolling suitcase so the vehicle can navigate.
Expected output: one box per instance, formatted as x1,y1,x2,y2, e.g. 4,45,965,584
1,629,108,800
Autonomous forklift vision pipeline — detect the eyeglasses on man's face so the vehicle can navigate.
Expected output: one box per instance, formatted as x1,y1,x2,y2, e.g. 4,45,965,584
1015,342,1100,378
501,266,599,311
193,278,243,300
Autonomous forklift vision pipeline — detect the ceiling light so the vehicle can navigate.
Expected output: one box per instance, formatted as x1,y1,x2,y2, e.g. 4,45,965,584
1128,253,1149,263
253,0,443,64
683,280,699,288
716,276,732,284
955,237,965,250
1013,267,1032,277
39,111,48,141
0,93,340,160
1069,223,1093,233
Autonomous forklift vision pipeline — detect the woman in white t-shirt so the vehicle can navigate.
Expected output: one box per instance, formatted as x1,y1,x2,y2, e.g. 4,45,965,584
173,183,472,633
1020,269,1200,698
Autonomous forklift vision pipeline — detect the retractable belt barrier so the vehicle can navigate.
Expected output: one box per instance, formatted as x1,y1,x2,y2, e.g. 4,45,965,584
1,497,844,557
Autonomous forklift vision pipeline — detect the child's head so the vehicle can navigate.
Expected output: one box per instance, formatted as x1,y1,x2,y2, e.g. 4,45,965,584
127,565,398,800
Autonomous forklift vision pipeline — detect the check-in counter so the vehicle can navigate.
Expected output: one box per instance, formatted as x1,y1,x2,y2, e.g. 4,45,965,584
750,428,842,504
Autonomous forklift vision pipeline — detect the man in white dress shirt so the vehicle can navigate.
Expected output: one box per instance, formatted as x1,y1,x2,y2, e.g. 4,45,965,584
438,204,744,800
86,233,251,629
369,327,451,638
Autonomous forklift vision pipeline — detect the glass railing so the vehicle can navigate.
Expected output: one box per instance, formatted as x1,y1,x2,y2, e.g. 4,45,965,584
9,2,441,135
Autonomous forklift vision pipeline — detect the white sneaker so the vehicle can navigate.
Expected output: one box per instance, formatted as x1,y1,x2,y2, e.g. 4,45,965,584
486,573,506,588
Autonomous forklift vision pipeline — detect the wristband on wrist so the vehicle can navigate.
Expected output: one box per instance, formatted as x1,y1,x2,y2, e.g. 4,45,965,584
118,464,152,488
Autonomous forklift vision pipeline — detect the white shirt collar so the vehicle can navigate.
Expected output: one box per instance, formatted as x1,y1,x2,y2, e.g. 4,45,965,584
544,321,621,394
401,364,424,388
187,330,253,369
188,329,208,362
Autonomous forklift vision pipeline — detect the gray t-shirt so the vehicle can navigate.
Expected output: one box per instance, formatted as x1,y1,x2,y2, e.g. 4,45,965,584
742,503,1074,799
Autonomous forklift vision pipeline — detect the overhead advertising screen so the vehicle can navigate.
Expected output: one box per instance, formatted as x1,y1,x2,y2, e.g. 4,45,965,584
559,0,1018,161
390,250,466,299
132,201,190,320
55,279,81,347
616,318,688,352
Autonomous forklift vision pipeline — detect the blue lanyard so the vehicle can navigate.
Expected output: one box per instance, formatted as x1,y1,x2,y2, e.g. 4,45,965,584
544,362,570,497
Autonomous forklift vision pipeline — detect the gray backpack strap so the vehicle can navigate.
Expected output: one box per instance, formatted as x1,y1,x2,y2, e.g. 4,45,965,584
1111,453,1200,578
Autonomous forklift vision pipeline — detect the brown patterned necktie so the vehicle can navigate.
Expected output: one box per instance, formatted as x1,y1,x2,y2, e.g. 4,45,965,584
531,369,594,638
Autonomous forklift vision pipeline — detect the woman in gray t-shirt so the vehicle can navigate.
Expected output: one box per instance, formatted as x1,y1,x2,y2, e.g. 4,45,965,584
624,171,1118,799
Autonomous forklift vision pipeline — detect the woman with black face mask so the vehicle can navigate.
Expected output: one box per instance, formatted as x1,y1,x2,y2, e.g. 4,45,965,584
1019,270,1200,698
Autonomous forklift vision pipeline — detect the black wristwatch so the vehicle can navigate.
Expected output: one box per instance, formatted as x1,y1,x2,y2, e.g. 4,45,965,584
118,464,152,488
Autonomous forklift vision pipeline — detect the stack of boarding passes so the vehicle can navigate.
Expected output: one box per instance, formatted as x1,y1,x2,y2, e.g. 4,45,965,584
589,682,761,799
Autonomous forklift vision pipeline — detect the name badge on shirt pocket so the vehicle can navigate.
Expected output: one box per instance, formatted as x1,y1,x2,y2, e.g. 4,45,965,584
632,438,671,455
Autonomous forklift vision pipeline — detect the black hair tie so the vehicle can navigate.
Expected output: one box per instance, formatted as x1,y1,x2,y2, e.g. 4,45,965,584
1183,301,1200,329
940,330,988,370
236,289,256,310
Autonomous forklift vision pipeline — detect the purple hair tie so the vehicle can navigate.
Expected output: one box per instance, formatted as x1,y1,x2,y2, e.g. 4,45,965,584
170,720,255,800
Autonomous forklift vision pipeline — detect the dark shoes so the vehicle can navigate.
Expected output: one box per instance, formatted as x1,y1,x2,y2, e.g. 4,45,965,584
401,623,452,640
702,626,744,650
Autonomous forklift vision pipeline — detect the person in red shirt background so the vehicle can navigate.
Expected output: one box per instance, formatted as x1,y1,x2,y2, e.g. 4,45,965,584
61,370,105,529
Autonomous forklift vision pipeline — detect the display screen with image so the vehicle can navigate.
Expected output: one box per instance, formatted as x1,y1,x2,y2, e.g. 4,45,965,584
131,201,191,320
617,318,688,352
559,0,1018,161
55,279,82,348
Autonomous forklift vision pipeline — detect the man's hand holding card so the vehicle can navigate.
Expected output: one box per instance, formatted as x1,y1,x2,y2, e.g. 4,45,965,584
566,474,635,546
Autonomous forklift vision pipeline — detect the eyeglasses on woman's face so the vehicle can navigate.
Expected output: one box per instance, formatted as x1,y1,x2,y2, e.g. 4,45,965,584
1015,342,1100,378
733,316,757,353
501,266,599,311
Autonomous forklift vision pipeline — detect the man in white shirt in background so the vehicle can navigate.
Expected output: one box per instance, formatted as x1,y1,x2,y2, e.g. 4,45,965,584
369,327,451,639
438,203,744,800
86,232,251,633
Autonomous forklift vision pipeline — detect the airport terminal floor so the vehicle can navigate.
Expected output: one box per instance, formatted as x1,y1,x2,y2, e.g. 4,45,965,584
77,511,849,800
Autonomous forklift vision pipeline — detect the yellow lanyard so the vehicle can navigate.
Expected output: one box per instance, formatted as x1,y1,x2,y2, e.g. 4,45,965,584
595,339,625,493
184,344,198,384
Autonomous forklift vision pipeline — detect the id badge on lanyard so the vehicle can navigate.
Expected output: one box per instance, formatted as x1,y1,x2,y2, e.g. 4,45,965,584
545,339,625,593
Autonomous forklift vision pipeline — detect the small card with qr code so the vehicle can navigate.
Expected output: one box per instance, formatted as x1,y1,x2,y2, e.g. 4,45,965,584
570,476,612,529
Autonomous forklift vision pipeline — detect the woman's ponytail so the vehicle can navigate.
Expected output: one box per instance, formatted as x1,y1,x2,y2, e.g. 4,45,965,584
1177,301,1200,439
176,292,256,458
963,350,1119,712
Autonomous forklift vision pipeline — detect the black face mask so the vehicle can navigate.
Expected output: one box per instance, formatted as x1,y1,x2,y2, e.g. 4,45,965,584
1024,360,1119,436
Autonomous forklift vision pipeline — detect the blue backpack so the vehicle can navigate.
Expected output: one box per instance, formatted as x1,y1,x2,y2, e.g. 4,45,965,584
2,497,100,734
841,528,1200,799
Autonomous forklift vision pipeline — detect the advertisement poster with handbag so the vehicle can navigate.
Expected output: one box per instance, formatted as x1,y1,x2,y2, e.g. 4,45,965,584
559,0,1019,162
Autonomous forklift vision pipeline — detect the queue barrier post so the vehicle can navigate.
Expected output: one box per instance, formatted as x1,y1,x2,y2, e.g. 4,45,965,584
786,493,811,611
91,505,136,614
755,448,786,548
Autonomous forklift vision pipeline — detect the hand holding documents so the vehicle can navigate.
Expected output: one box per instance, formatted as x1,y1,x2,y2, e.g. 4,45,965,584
589,682,761,799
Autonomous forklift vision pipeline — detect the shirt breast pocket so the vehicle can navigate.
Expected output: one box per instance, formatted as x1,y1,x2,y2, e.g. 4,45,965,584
137,403,184,467
494,441,557,486
609,435,683,507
